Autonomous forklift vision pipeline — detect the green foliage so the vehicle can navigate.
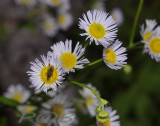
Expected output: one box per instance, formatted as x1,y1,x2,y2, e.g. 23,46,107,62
0,96,20,107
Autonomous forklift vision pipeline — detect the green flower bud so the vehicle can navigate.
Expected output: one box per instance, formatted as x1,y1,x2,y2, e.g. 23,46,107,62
96,111,109,124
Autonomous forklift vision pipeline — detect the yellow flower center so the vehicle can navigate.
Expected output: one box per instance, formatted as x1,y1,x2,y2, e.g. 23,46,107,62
149,38,160,53
143,32,152,42
105,49,117,63
44,20,52,30
51,104,64,119
58,15,66,24
84,95,93,106
101,121,111,126
59,53,77,69
12,93,22,103
24,105,35,113
40,66,58,84
89,23,106,39
21,0,30,5
51,0,59,4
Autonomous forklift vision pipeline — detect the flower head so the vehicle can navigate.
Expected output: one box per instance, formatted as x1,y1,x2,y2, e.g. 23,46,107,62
79,84,99,116
57,12,73,30
4,84,30,103
140,19,160,43
42,14,58,37
103,40,127,70
27,54,64,93
79,10,118,47
49,39,89,73
15,0,36,7
111,8,124,26
42,94,75,126
18,105,37,113
97,106,120,126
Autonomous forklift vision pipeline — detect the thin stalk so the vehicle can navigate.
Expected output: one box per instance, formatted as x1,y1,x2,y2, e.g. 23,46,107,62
129,0,143,48
85,58,103,68
70,80,104,111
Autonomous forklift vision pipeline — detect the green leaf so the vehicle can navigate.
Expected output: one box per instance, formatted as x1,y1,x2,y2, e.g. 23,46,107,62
0,96,20,107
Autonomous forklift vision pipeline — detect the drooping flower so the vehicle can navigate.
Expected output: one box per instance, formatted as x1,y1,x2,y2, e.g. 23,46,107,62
4,84,30,103
103,40,127,70
97,106,120,126
27,54,64,93
79,10,118,47
79,84,99,116
49,39,89,73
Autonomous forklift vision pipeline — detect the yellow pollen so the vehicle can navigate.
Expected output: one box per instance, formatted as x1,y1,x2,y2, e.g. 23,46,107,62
89,23,106,39
143,32,152,42
59,53,77,69
101,121,111,126
44,20,52,30
51,0,59,4
21,0,30,5
84,95,93,106
149,38,160,53
12,93,22,103
58,15,66,24
40,65,58,84
105,49,117,63
51,104,64,119
24,105,35,113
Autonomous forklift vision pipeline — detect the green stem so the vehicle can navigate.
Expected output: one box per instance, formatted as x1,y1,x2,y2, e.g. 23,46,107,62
70,80,104,111
129,0,143,48
85,58,103,68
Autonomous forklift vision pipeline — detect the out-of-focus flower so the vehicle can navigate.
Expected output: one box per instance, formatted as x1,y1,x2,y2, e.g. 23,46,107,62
49,39,89,73
41,14,58,37
92,1,106,11
103,40,127,70
140,19,160,43
42,94,75,126
57,12,73,30
79,10,118,47
27,54,64,93
111,8,124,26
15,0,36,7
17,105,37,113
57,0,71,13
97,106,120,126
4,84,30,103
79,84,99,116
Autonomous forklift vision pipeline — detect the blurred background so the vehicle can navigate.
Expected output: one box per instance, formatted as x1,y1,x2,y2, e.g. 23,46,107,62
0,0,160,126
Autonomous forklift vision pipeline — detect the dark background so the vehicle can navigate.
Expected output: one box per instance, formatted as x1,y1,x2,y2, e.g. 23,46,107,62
0,0,160,126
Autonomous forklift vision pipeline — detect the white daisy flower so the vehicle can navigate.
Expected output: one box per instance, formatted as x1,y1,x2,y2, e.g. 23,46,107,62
111,8,124,26
140,19,160,43
15,0,36,7
92,1,106,11
79,10,118,47
57,12,73,30
42,94,75,126
27,54,64,93
49,39,89,73
41,14,58,37
4,84,30,103
79,84,99,116
103,40,127,70
97,106,120,126
17,105,37,113
143,33,160,62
